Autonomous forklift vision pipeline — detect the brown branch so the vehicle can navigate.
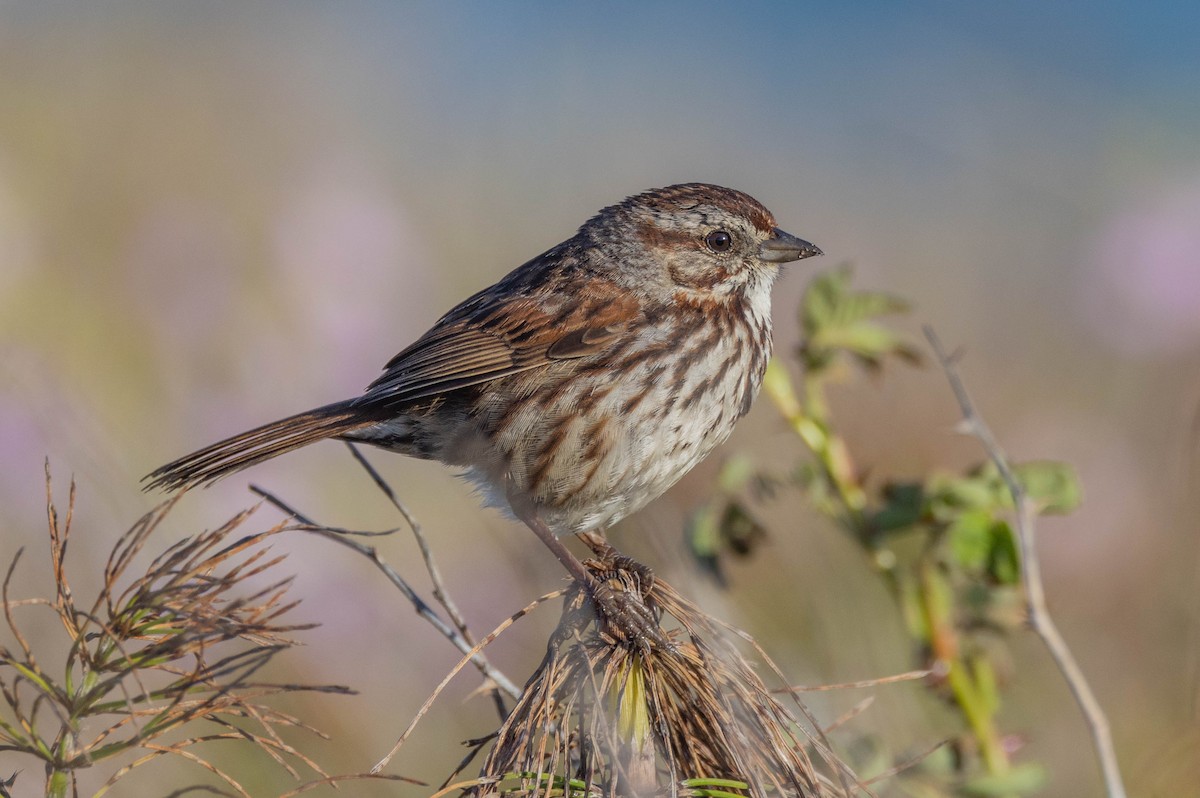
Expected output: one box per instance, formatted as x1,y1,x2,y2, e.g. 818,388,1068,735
924,326,1127,798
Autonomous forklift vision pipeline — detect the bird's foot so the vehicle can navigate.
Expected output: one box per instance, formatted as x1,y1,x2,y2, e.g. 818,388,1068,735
584,554,669,651
513,505,669,650
575,531,657,596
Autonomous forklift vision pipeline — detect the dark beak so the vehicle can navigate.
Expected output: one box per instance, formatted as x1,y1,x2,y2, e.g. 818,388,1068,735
759,227,822,263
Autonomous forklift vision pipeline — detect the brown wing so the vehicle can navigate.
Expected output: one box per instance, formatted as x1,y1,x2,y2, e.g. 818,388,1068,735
358,284,638,408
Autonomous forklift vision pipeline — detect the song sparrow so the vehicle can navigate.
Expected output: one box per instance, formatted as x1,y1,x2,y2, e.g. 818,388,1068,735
146,184,819,596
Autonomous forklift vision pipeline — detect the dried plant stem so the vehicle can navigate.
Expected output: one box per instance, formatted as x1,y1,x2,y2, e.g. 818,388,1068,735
248,486,522,703
371,589,565,774
924,326,1127,798
277,772,423,797
344,444,474,643
782,668,931,692
470,557,859,798
2,468,357,796
344,444,511,719
860,739,949,787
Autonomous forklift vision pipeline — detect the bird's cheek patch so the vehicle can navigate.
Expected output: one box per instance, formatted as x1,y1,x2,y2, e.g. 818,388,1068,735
667,257,732,292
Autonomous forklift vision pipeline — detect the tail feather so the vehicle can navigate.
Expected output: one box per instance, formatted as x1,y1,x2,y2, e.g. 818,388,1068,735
144,401,374,492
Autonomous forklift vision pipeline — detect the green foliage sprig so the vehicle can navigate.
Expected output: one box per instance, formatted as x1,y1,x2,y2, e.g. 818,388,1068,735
692,266,1087,797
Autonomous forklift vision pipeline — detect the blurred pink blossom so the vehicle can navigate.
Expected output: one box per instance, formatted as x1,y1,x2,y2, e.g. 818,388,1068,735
124,199,241,346
0,390,47,511
271,152,433,391
1080,178,1200,356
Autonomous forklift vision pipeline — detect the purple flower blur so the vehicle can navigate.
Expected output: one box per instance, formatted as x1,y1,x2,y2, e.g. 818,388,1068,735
1081,178,1200,356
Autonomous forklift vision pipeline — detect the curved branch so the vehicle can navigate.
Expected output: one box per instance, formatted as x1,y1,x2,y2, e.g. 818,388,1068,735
924,326,1127,798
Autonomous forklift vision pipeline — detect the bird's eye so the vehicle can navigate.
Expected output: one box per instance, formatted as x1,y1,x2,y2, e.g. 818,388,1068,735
705,230,733,253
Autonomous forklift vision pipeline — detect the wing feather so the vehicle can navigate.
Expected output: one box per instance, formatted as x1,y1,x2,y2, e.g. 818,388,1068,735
358,286,640,408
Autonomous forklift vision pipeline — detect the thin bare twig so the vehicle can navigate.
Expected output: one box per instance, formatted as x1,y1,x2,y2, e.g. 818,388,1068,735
342,446,478,647
345,444,511,719
248,486,522,703
277,772,424,797
860,739,950,786
924,325,1127,798
781,668,931,693
821,696,874,735
371,589,564,774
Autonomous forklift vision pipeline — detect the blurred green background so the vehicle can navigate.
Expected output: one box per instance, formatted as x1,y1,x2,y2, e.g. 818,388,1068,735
2,2,1199,795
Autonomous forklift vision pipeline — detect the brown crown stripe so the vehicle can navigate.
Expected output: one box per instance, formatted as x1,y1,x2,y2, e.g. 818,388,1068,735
627,183,777,234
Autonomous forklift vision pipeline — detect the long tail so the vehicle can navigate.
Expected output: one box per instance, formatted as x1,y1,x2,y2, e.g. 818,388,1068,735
144,400,376,492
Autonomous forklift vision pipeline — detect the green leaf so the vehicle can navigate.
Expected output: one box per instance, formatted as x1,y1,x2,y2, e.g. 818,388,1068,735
800,266,853,333
1014,460,1082,514
947,509,993,571
686,502,726,584
719,502,767,556
615,656,650,749
961,763,1046,796
873,482,925,532
687,504,720,558
926,473,1005,521
802,266,909,332
716,455,756,493
799,266,915,371
681,778,750,789
988,520,1021,585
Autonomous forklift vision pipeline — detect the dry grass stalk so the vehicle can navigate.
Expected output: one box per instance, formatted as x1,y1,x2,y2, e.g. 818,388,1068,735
467,556,860,798
0,467,353,797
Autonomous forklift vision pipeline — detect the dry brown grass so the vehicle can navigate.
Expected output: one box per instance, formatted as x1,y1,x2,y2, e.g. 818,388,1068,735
0,467,359,797
2,461,871,797
450,558,860,798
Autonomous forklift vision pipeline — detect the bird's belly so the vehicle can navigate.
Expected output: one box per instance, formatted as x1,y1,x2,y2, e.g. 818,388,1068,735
462,346,761,535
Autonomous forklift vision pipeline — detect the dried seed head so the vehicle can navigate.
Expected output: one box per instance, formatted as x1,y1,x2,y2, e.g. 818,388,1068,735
471,560,854,798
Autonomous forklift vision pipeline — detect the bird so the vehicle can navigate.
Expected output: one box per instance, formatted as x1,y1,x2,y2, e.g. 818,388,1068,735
145,184,820,597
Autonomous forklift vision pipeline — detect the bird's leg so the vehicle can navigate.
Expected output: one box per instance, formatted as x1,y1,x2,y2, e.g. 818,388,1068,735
575,530,617,559
509,492,666,650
